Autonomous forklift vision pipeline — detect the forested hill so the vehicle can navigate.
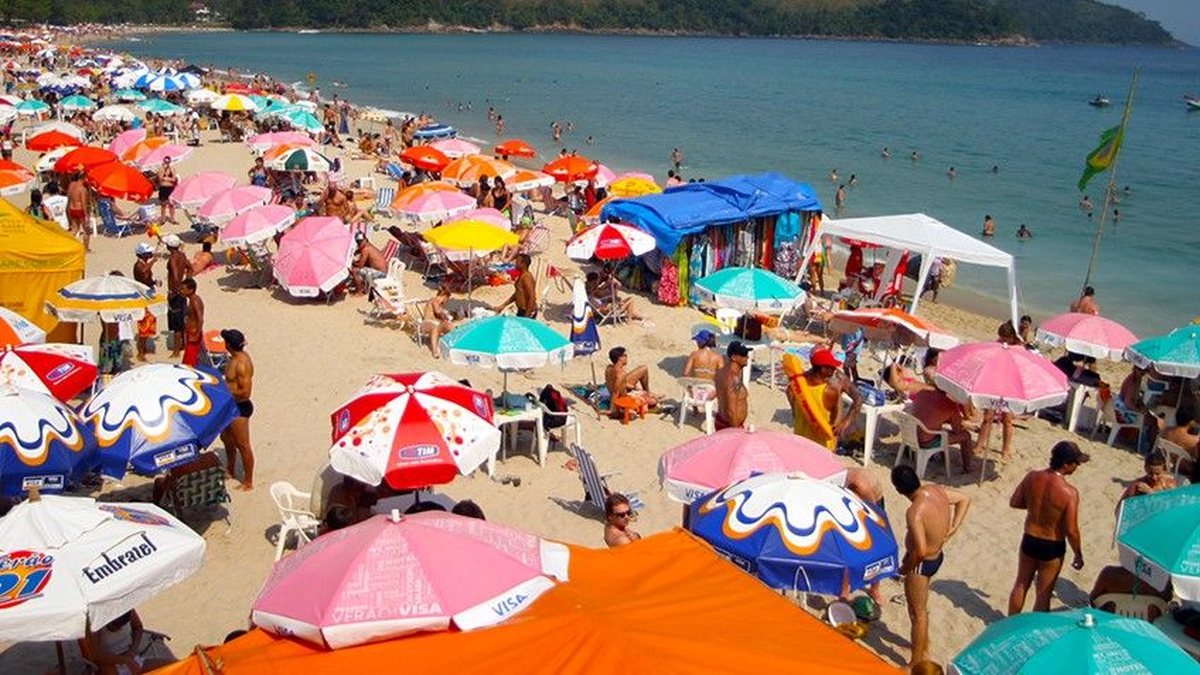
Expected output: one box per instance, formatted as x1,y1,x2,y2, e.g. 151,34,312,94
4,0,1178,45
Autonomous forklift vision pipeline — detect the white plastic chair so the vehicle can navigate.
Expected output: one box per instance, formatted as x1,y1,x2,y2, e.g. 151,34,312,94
1091,593,1168,621
896,411,953,479
677,377,717,435
1154,438,1190,474
715,308,742,335
538,401,583,451
269,481,320,561
1094,400,1144,450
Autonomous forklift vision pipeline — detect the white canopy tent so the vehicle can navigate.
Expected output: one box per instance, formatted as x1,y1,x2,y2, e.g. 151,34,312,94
806,213,1020,326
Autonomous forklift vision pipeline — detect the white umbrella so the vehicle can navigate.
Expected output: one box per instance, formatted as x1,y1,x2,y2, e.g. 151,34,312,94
92,104,136,123
185,87,219,105
0,493,205,641
34,146,72,173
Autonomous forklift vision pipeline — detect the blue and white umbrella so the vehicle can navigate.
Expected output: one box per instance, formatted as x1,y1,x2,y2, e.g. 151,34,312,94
133,71,158,89
413,123,457,140
0,386,95,497
147,74,187,93
687,472,900,595
80,364,237,480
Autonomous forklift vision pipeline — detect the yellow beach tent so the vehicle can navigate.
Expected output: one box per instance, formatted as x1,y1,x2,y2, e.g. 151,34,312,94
0,198,85,342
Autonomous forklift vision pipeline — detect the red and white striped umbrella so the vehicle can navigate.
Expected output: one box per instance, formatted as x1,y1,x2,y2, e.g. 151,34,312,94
328,372,500,490
566,222,656,261
0,343,97,402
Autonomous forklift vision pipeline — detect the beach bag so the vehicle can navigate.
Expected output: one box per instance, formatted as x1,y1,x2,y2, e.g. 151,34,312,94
855,381,886,407
539,385,568,429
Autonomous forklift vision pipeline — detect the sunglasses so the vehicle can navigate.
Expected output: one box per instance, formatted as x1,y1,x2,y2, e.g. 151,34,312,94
610,510,633,519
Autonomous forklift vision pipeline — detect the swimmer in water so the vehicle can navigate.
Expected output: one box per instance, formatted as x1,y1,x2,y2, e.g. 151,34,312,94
881,147,891,159
1016,224,1032,240
948,166,957,180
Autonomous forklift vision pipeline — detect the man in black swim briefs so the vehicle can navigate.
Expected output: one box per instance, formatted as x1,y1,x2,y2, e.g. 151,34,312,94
218,329,256,491
891,465,971,666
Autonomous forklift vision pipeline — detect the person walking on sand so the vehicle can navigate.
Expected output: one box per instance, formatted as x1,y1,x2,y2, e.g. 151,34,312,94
1008,441,1087,615
179,278,204,368
66,167,91,251
493,253,537,318
892,465,971,666
713,341,749,431
219,329,255,491
165,235,192,359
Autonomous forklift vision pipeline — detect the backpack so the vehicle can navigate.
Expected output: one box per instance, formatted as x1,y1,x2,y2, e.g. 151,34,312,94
539,384,568,429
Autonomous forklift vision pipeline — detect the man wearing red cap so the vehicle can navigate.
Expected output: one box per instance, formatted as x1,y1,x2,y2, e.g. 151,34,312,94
783,346,861,451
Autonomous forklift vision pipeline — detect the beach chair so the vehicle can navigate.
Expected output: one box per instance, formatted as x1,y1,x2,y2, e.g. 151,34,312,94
1093,400,1144,450
79,628,171,674
417,241,448,279
536,399,583,451
364,259,425,336
159,463,232,529
895,411,953,480
371,186,396,218
269,481,321,561
519,224,551,257
1154,438,1190,475
677,377,717,435
97,198,145,238
571,444,643,514
383,162,404,181
1091,593,1168,621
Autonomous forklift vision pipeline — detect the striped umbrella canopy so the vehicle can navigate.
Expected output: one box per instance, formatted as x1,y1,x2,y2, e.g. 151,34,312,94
829,307,960,350
0,307,45,348
266,146,332,173
693,266,806,313
85,162,154,202
210,93,259,112
136,98,185,116
0,386,95,497
146,74,187,93
57,94,96,112
113,88,146,102
566,222,656,262
46,274,166,324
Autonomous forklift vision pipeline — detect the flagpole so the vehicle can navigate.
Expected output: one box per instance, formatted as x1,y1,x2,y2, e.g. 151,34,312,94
1082,70,1139,290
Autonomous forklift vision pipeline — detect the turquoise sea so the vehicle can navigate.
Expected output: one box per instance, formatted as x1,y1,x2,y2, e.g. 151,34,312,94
102,32,1200,334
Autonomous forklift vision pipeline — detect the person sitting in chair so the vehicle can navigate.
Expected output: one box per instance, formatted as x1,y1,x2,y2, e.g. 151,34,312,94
784,347,861,451
80,610,173,675
909,387,977,472
605,346,659,407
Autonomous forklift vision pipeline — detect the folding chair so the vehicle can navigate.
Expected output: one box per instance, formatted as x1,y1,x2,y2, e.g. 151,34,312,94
97,199,143,238
677,377,717,435
519,224,550,257
371,186,395,218
571,444,643,513
383,162,404,181
269,481,320,560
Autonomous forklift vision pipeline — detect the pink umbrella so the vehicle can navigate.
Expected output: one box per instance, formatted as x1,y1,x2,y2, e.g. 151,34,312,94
273,216,354,297
170,171,237,208
197,185,272,224
933,342,1069,413
107,128,145,158
132,144,192,170
429,138,481,158
592,163,618,188
615,171,655,183
246,131,315,152
396,189,476,223
658,427,847,503
220,205,296,245
251,511,570,649
1036,312,1137,361
445,207,509,229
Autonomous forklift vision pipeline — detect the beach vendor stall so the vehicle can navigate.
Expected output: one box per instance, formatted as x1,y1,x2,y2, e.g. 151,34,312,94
601,173,822,307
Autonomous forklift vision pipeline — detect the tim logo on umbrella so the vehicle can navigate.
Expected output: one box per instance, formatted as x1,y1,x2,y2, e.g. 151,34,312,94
397,445,439,462
0,550,54,609
45,363,77,383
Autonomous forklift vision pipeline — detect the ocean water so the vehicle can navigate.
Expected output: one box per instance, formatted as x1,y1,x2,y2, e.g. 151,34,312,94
102,32,1200,334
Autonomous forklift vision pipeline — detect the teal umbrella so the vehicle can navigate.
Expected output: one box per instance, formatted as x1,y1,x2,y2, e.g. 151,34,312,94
278,107,323,134
15,99,50,117
693,266,806,313
137,98,185,116
950,609,1200,675
440,315,573,396
254,99,288,118
1126,324,1200,378
57,94,96,112
1117,483,1200,601
114,88,147,102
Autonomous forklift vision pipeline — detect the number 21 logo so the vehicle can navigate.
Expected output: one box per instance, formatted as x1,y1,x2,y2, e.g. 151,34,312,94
0,551,54,609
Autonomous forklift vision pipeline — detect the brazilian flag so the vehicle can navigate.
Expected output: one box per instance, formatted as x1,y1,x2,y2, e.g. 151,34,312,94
1078,125,1124,192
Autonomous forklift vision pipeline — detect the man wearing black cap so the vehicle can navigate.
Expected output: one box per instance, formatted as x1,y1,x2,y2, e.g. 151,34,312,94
1007,440,1088,615
218,329,255,491
713,341,749,430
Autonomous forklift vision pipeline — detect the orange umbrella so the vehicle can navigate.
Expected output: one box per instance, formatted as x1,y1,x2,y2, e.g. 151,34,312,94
493,138,536,158
52,146,117,174
542,155,598,183
0,169,33,196
440,155,517,187
400,145,451,172
390,180,462,211
0,159,33,178
507,169,555,193
152,531,899,675
25,130,82,152
119,136,170,163
86,162,153,201
584,195,615,219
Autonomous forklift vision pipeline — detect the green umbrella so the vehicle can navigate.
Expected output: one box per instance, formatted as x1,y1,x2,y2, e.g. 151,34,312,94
15,99,50,117
1117,483,1200,601
57,94,96,112
693,266,806,313
137,98,185,116
277,107,323,134
1126,324,1200,378
266,146,331,173
253,99,288,119
439,315,573,396
951,609,1200,674
114,88,147,102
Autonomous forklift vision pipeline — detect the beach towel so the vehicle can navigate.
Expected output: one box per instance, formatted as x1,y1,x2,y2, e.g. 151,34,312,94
783,353,836,450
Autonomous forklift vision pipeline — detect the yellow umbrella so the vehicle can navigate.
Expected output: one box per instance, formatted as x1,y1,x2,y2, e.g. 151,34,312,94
423,220,518,258
607,176,661,198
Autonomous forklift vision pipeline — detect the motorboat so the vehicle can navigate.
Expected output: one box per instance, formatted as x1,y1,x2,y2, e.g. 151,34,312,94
1185,94,1200,111
1088,95,1112,107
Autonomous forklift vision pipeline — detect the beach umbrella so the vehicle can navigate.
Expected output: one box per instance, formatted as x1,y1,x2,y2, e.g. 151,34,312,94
607,176,661,198
0,307,45,347
33,147,73,174
131,144,192,170
56,94,95,112
592,163,618,188
132,71,157,89
119,135,169,163
136,98,185,116
107,127,146,157
220,205,296,246
328,372,501,490
693,266,806,313
566,222,656,262
0,94,23,106
52,145,116,174
1115,483,1200,601
176,72,201,89
146,74,187,93
80,363,237,480
31,121,86,141
440,316,573,395
85,162,154,201
507,169,556,193
413,122,458,141
197,185,272,224
445,207,509,229
251,511,569,649
422,220,518,262
687,472,900,595
542,155,598,183
440,154,517,187
0,106,15,125
392,183,476,223
169,171,237,209
210,93,258,112
949,609,1199,675
0,493,205,641
0,343,96,402
583,196,616,220
91,103,136,123
25,129,81,152
253,98,290,119
829,307,960,350
246,131,313,152
14,99,50,118
933,342,1069,414
113,87,146,102
659,429,848,504
493,138,537,158
1126,324,1200,378
274,216,355,298
184,87,219,105
266,145,331,172
399,145,451,172
277,108,323,134
430,138,480,159
45,274,166,324
0,169,32,196
0,159,33,180
0,386,94,496
1036,312,1137,361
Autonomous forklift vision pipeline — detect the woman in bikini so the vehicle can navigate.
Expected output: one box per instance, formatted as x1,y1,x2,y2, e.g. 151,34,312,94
157,156,179,224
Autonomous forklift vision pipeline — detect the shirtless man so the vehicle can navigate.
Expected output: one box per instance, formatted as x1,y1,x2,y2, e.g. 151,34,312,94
66,168,90,251
603,493,641,547
1070,286,1099,315
843,467,887,605
1007,441,1087,615
493,254,537,318
320,184,351,221
783,347,861,451
351,233,387,294
909,388,977,472
165,235,193,359
891,464,971,666
179,278,204,368
605,346,658,405
218,329,255,491
713,342,749,430
422,287,458,359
